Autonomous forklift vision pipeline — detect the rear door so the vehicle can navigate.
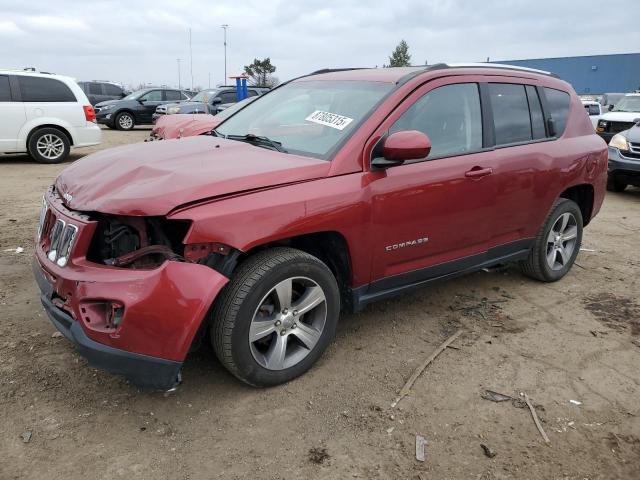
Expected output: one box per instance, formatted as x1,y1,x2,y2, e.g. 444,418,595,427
367,78,499,289
137,89,163,122
0,75,26,152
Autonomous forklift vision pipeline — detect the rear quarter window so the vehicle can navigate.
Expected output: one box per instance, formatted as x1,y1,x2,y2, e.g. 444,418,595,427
543,87,570,137
19,76,76,102
104,84,122,95
0,75,11,101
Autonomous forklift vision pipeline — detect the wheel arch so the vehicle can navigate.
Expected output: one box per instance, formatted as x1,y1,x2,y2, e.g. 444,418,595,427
558,183,594,226
25,123,74,150
237,231,355,312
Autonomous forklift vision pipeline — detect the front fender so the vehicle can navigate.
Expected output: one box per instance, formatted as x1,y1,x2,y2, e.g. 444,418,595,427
169,174,373,287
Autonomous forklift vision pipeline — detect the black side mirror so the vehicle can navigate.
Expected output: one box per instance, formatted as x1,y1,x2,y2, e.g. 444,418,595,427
608,104,614,111
211,97,222,105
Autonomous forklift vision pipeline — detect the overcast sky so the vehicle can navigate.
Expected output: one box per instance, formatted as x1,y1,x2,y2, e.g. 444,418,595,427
1,0,638,90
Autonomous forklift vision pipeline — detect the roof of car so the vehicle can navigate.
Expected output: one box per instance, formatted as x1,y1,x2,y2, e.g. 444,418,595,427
297,63,557,84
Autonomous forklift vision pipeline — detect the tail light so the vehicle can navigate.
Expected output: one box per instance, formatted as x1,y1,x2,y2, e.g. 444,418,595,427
83,105,96,123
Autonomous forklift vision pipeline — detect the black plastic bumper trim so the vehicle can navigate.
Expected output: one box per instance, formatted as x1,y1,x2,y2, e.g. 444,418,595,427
32,258,182,391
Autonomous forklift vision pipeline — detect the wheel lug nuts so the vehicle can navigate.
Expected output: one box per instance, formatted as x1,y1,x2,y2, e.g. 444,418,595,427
280,330,286,336
282,308,288,314
292,323,297,329
293,310,298,316
274,320,281,326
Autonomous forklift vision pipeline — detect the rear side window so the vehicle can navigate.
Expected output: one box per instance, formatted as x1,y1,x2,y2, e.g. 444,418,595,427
18,76,76,102
543,88,570,137
247,90,259,97
104,84,122,95
88,83,102,95
525,86,546,140
218,91,237,103
390,83,483,159
0,75,11,101
488,83,532,145
165,90,182,101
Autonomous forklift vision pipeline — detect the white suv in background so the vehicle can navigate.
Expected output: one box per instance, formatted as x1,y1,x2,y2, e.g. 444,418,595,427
0,70,101,163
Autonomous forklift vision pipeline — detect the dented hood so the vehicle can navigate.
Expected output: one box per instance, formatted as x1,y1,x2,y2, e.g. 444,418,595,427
56,135,330,216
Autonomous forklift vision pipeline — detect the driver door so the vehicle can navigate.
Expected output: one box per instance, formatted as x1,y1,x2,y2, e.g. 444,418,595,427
366,79,498,290
138,90,163,123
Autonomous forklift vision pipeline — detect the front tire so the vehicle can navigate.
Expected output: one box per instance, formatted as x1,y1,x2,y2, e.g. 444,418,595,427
606,174,627,192
115,112,135,130
520,198,583,282
210,247,340,387
28,128,70,164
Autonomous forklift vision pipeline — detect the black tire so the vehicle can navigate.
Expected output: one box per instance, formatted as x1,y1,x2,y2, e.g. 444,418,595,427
606,174,627,192
115,112,135,131
210,247,340,387
520,198,583,282
27,127,70,164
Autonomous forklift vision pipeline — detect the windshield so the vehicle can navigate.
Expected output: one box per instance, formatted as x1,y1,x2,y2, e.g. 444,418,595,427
191,89,218,102
215,80,393,159
612,96,640,112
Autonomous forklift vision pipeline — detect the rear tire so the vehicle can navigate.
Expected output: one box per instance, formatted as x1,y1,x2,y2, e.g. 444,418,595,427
210,247,340,387
606,174,627,192
115,112,135,131
27,127,70,164
520,198,583,282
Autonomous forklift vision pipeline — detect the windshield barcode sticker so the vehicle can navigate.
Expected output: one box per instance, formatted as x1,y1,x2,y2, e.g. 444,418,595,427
305,110,354,130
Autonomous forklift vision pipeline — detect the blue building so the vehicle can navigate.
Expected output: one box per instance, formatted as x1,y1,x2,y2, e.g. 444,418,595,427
493,53,640,95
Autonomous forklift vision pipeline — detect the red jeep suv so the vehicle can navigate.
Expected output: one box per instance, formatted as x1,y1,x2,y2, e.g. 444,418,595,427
33,64,607,390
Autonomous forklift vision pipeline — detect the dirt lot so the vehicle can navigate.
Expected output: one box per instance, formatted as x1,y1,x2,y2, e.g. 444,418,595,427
1,127,639,479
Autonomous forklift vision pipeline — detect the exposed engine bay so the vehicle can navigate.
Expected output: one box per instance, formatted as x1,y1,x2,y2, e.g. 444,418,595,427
87,215,191,268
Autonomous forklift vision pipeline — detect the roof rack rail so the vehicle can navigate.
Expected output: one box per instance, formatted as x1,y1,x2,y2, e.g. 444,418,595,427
396,62,559,85
308,67,368,75
447,62,557,76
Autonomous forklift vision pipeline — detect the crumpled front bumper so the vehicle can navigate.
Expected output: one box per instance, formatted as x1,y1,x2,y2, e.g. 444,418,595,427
33,190,230,389
33,255,229,390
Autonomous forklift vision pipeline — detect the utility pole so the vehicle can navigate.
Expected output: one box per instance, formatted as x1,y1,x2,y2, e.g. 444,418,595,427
208,72,211,88
189,28,194,90
221,24,229,83
177,58,181,89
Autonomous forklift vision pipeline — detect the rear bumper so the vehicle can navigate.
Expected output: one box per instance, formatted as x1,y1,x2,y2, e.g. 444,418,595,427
33,258,182,390
72,123,102,148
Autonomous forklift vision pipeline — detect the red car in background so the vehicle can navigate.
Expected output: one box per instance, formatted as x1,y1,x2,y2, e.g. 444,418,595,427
34,64,606,391
148,97,256,140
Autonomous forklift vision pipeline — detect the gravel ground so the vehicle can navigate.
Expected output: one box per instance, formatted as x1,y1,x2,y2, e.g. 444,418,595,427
1,127,639,479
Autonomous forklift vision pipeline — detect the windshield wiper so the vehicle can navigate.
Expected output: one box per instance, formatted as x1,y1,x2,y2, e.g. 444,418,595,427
220,133,287,153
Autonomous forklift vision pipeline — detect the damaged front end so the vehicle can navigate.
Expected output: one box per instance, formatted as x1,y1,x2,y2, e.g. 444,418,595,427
33,187,231,390
87,215,190,268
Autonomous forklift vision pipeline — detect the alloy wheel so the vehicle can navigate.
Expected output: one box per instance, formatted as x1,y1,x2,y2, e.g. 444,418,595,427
249,276,327,371
36,134,65,161
546,212,578,271
118,114,133,129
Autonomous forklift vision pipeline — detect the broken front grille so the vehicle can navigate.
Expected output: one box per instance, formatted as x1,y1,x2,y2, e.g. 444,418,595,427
38,197,79,268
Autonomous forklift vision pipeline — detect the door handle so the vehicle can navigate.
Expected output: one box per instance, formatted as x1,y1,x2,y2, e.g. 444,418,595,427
465,167,493,179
